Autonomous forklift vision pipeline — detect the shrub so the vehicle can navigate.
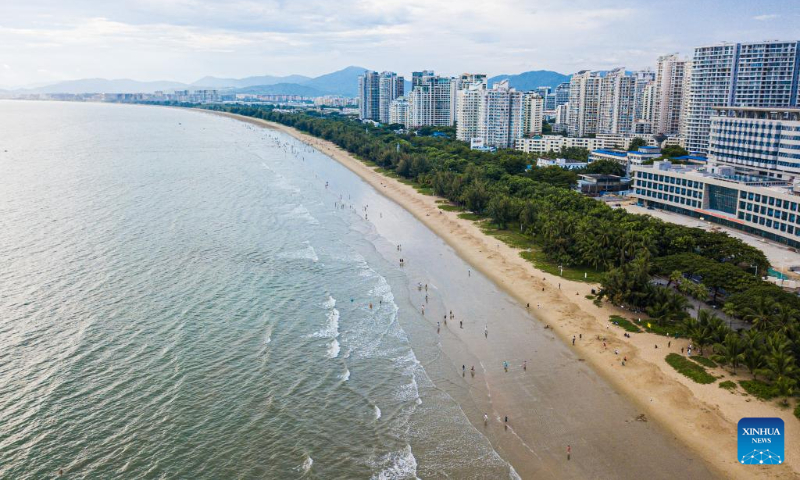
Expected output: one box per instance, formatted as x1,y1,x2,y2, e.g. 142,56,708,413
665,353,716,384
719,380,736,391
739,380,779,400
691,356,718,369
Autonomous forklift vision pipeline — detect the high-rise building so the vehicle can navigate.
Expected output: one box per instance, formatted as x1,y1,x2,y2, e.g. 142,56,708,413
407,71,457,127
358,71,380,121
456,82,486,142
378,72,404,123
389,97,409,126
459,73,488,88
523,93,544,135
598,67,636,135
484,81,525,148
685,40,800,154
652,55,689,135
567,70,602,137
536,86,556,111
456,81,526,148
554,82,571,108
632,69,656,134
358,70,404,122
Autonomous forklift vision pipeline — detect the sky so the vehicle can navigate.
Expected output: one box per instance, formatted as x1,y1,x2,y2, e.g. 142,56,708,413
0,0,798,88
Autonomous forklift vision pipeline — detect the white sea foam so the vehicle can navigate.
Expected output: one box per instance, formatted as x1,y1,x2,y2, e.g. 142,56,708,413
340,369,350,382
298,455,313,474
327,338,340,358
370,445,419,480
289,204,319,225
374,405,381,420
264,325,272,344
509,465,522,480
280,242,319,263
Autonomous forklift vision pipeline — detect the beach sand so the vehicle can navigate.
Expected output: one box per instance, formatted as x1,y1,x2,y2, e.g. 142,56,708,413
203,110,798,479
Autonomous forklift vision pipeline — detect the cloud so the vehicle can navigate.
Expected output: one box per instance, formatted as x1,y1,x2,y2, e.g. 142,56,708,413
753,14,779,21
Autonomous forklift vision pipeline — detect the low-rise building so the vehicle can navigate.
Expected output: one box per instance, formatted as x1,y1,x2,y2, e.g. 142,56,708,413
536,158,588,170
630,161,800,247
577,174,631,195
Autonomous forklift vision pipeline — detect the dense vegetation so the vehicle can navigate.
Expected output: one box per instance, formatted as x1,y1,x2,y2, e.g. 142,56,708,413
196,104,800,404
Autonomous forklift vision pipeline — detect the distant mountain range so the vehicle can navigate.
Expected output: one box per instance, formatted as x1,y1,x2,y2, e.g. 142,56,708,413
488,70,570,90
8,67,572,97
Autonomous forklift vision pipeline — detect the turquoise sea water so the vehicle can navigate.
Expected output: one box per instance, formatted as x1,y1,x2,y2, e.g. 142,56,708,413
0,101,512,479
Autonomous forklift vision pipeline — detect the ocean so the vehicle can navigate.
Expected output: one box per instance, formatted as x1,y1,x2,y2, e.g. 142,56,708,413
0,101,714,479
0,101,513,479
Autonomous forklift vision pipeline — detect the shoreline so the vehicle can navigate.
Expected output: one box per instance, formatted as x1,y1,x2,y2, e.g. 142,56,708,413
202,109,798,479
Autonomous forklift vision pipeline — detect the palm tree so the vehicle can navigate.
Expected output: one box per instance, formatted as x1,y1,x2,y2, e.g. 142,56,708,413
742,296,776,331
712,333,745,374
775,376,796,406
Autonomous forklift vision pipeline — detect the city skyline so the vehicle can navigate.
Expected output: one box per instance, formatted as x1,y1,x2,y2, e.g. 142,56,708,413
1,0,799,88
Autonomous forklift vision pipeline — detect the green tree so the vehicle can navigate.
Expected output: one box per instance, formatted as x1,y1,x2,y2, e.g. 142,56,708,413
713,333,746,374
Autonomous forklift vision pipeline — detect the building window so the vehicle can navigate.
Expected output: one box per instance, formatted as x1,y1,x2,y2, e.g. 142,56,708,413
708,184,738,215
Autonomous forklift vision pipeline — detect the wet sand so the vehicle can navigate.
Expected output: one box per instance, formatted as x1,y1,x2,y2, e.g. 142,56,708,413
201,109,798,479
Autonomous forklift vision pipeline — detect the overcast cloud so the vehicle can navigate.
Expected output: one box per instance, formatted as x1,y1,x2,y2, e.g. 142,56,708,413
0,0,797,88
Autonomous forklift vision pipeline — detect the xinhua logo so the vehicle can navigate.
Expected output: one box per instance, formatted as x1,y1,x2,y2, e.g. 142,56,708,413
738,418,784,465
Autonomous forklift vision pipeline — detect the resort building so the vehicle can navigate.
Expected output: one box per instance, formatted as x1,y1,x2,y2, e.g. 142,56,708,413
709,106,800,178
631,161,800,247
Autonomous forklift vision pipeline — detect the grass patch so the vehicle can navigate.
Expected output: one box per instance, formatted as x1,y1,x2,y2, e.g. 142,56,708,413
479,223,533,250
518,250,602,283
719,380,737,391
609,315,641,333
437,204,462,212
641,322,686,338
691,356,718,369
665,353,716,384
458,212,484,221
795,403,800,420
585,294,595,300
739,379,779,400
414,186,434,195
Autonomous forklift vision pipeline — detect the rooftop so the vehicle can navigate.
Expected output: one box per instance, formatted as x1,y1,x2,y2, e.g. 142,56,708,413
592,149,628,157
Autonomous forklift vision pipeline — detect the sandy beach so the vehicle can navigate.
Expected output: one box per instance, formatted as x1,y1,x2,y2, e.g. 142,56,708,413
204,109,798,479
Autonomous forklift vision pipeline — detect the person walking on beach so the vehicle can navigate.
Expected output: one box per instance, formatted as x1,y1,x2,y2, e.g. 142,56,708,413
567,445,571,460
523,360,527,371
471,365,475,376
437,322,440,333
484,325,488,338
459,320,463,329
572,335,576,346
462,365,466,376
421,305,425,315
503,361,508,372
484,413,488,425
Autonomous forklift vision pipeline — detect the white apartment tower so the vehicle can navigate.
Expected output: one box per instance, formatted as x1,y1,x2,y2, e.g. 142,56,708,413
523,92,544,135
685,40,800,154
653,54,689,136
407,71,457,127
632,69,656,134
389,97,409,126
598,67,636,135
484,81,525,148
455,81,526,148
456,82,485,142
567,70,603,137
